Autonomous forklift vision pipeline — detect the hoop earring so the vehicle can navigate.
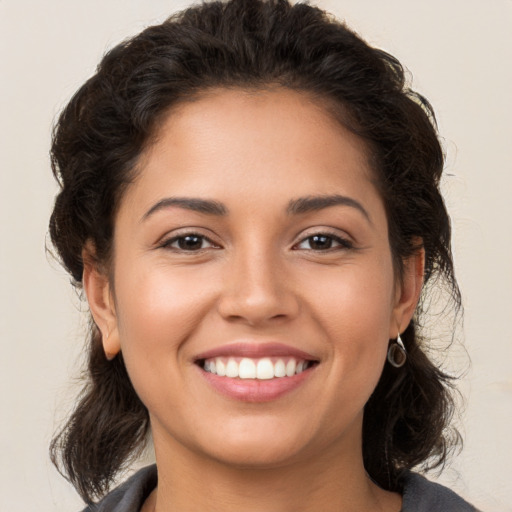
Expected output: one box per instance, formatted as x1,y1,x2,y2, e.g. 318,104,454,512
387,332,407,368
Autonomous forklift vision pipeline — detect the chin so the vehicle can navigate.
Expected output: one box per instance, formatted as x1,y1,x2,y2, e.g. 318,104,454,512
190,414,324,469
206,439,305,469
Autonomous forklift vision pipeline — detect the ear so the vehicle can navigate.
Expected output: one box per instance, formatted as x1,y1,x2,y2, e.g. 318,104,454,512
390,244,425,338
82,242,121,360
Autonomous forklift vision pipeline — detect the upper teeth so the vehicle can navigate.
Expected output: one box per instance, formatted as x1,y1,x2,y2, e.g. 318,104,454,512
203,357,310,380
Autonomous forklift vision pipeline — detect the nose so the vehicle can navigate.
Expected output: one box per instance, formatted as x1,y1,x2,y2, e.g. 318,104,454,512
216,245,300,327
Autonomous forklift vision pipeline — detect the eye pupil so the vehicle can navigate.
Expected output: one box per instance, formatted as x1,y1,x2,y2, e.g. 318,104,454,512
309,235,332,250
178,235,203,250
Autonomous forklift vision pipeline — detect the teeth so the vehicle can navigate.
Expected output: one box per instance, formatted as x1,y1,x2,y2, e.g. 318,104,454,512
239,358,256,379
256,358,274,380
216,359,226,377
202,357,313,379
274,359,286,378
286,359,296,377
226,358,238,378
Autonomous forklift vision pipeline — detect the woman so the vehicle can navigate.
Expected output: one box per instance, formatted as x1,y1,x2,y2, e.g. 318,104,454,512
48,0,477,510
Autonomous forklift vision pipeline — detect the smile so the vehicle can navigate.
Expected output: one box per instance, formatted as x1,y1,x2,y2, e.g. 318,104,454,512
194,343,319,402
201,357,315,380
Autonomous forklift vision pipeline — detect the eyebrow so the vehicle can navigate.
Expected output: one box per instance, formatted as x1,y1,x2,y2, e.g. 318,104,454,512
142,197,228,221
141,193,370,223
287,194,371,223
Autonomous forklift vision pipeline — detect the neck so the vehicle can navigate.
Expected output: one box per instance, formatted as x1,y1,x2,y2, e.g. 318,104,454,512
147,423,400,512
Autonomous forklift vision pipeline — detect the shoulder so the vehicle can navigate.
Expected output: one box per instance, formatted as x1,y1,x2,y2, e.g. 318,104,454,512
80,465,157,512
401,471,480,512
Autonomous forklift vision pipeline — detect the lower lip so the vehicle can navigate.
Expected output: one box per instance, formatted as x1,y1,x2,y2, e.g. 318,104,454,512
197,365,316,402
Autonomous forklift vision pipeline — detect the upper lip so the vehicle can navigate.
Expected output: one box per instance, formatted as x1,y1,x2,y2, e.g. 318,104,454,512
194,342,318,361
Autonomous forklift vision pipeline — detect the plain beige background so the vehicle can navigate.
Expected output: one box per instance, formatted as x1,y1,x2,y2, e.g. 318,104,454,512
0,1,511,510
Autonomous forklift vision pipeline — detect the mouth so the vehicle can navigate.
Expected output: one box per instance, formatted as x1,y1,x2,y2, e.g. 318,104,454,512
197,356,318,380
193,343,319,402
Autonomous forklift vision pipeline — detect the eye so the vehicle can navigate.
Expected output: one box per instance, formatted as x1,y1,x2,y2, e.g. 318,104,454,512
161,233,218,252
294,233,353,251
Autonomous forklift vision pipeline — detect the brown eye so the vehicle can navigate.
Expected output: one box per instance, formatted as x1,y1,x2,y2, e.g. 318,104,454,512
177,235,204,250
295,233,353,251
162,233,217,251
307,235,334,250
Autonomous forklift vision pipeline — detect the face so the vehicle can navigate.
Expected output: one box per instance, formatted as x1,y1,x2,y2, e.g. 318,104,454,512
87,88,418,470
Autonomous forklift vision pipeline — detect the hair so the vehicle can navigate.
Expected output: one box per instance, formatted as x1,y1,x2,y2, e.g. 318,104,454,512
49,0,462,504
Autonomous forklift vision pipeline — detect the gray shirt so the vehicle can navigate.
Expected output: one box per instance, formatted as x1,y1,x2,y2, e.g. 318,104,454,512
83,465,478,511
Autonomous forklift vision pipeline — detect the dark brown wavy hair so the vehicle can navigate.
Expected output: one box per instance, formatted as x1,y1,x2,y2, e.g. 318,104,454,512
49,0,462,504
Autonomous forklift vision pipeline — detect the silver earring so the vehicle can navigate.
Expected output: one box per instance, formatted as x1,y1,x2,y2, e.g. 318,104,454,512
387,332,407,368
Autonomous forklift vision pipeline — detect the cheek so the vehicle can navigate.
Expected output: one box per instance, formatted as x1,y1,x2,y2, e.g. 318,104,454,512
306,256,395,335
110,262,221,422
115,260,213,335
112,259,222,389
304,258,395,384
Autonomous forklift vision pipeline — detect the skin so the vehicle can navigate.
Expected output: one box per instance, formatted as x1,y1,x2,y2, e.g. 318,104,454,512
83,88,423,512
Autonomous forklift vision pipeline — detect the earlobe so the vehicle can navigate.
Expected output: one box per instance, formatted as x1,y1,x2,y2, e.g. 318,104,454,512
391,245,425,336
82,244,121,360
102,330,120,361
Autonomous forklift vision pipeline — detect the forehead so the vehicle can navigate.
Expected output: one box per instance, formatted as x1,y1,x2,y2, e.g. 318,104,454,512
123,87,382,220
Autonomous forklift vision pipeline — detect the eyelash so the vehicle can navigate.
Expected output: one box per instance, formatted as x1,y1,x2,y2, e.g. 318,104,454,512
293,232,354,252
159,231,353,253
160,232,219,252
